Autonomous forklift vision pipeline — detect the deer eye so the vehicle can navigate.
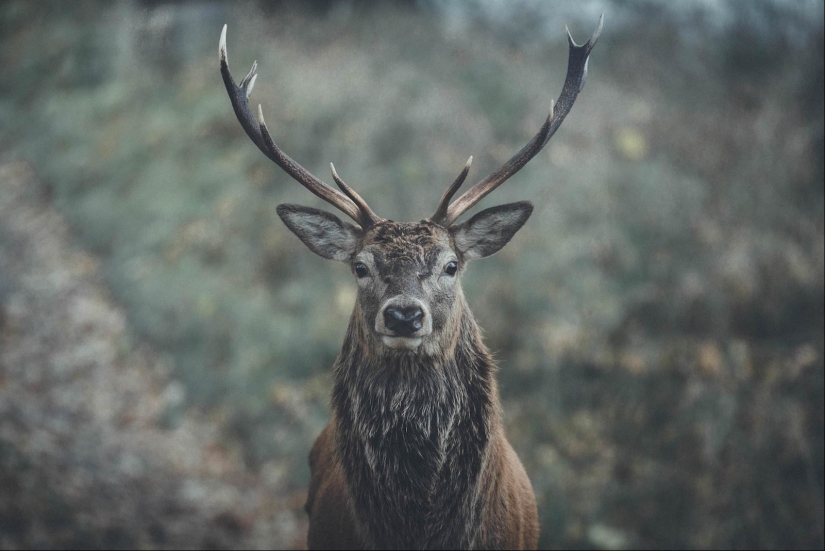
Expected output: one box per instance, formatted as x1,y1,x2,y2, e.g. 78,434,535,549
354,262,369,278
444,261,458,276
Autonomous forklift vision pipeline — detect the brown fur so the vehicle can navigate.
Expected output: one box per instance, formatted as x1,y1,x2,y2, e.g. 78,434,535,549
222,15,603,546
302,219,539,549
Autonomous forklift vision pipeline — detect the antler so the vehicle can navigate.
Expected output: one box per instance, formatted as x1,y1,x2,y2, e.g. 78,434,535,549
219,25,381,228
430,15,604,227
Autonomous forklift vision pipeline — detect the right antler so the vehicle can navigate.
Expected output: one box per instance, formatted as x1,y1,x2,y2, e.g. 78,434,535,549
219,25,381,228
430,15,603,227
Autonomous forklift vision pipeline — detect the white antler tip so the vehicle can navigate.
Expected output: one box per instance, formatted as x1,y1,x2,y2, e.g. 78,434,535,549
565,24,581,48
246,73,257,98
591,14,604,45
466,155,473,168
219,24,227,60
330,163,346,188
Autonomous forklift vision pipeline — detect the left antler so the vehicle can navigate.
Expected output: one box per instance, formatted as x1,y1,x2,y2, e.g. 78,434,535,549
220,25,381,228
430,15,603,227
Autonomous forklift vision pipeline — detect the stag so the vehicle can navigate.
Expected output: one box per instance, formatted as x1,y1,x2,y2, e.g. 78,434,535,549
219,18,602,549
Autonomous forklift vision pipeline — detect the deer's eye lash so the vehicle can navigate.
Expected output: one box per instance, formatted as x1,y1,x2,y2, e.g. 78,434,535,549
354,263,369,278
444,261,458,276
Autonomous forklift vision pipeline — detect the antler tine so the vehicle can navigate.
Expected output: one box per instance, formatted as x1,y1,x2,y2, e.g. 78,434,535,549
439,15,604,227
219,25,366,227
430,156,473,225
330,163,382,227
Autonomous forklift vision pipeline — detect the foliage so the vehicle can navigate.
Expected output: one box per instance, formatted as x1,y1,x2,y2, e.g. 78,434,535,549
0,1,822,548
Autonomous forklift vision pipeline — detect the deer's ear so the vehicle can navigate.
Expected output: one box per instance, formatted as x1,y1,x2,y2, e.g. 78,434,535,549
276,204,361,262
451,201,533,260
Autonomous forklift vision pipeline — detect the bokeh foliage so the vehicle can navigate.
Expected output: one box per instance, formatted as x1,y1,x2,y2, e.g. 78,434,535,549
1,1,822,548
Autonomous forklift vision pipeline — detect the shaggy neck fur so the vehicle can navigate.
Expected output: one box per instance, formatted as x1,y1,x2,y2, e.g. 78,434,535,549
331,297,499,549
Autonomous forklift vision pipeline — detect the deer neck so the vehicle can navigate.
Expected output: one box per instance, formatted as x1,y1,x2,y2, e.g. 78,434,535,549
331,300,499,548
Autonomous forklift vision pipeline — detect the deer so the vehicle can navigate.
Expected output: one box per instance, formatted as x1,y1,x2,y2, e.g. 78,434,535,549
219,16,602,549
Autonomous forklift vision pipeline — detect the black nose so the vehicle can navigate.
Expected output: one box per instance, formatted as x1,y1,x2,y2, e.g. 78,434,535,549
383,306,424,336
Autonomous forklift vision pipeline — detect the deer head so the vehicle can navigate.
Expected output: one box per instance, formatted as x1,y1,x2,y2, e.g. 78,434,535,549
218,18,602,356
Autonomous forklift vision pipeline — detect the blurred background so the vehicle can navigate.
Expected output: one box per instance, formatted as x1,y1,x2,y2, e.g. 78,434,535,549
0,1,822,549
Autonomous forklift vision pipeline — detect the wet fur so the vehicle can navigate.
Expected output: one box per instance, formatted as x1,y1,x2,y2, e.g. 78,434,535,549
307,301,538,549
302,216,539,549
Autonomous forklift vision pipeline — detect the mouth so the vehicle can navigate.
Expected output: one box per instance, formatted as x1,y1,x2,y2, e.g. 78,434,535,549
380,334,427,350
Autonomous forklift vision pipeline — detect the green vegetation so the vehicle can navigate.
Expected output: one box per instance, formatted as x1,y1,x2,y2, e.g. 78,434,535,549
1,1,822,548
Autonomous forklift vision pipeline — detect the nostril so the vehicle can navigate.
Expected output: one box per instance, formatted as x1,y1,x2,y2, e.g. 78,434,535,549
386,307,405,322
383,305,425,336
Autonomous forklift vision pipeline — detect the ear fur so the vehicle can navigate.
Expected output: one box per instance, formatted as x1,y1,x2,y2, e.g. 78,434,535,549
451,201,533,260
276,204,360,261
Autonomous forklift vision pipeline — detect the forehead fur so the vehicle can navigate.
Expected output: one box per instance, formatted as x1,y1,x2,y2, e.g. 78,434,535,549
362,220,451,265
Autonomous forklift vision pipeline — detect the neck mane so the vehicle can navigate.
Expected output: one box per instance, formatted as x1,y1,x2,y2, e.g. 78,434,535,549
331,303,500,549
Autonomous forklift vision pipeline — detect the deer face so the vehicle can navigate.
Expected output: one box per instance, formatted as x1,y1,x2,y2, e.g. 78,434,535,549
277,202,532,353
